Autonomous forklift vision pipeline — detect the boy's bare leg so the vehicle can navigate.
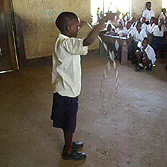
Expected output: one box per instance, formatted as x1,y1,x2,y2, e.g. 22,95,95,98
63,131,73,154
136,51,142,66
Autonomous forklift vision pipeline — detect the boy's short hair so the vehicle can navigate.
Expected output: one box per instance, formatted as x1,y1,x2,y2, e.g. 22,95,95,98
146,2,151,6
56,12,78,32
143,37,149,43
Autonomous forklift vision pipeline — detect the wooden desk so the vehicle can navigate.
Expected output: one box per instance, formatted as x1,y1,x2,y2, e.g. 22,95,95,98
99,31,129,65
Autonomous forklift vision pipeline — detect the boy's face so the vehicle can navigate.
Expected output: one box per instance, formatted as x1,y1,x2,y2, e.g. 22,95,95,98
68,17,80,37
142,40,148,48
150,17,155,23
136,23,141,30
142,17,146,23
126,23,130,29
146,3,151,10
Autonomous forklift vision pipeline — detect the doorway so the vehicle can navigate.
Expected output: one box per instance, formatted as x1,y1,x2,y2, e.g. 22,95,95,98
0,0,18,72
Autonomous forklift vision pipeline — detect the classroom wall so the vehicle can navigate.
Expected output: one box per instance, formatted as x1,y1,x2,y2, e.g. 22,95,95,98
12,0,93,59
12,0,163,59
131,0,162,19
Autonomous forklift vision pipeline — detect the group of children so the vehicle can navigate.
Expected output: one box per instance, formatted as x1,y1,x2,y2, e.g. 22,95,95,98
105,2,167,71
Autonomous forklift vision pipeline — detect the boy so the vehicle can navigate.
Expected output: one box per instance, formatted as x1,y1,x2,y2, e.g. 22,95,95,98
135,37,156,72
51,12,114,160
142,2,155,23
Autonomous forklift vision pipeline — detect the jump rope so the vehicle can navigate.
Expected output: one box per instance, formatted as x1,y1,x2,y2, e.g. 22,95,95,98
86,22,119,98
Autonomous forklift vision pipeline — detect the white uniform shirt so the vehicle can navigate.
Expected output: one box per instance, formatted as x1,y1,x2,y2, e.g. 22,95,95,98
158,13,167,21
147,23,156,33
130,27,147,42
141,45,156,64
152,25,164,37
122,27,130,34
141,23,147,31
52,33,88,97
142,9,155,21
115,27,123,33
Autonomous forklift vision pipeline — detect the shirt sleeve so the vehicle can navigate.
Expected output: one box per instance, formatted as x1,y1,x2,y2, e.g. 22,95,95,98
62,38,88,55
142,10,146,18
146,46,156,64
151,10,155,17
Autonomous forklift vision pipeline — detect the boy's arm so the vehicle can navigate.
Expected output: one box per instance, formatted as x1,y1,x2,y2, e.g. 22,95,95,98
83,14,115,46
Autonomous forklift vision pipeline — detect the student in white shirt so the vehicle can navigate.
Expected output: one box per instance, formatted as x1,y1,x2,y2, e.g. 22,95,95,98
51,12,114,161
130,21,147,43
146,17,156,34
142,2,155,23
129,16,136,29
152,19,167,58
128,21,147,61
135,37,156,71
105,22,115,35
115,20,124,33
122,21,131,37
158,8,167,21
141,17,147,31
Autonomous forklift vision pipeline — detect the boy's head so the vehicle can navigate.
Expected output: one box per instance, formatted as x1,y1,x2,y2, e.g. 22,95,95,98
117,21,123,29
136,21,142,30
141,17,146,23
162,8,166,14
130,16,135,23
150,17,155,24
142,37,149,48
107,24,112,31
146,2,151,10
56,12,79,37
125,21,131,29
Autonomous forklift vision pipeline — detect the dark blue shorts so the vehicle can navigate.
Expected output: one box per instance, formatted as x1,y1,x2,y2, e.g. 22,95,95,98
50,93,78,133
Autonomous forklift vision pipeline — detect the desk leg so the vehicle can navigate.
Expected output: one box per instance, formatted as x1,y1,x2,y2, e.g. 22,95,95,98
121,40,128,65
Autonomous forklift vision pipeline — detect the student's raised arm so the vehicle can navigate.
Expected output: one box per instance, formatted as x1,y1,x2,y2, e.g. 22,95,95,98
83,14,115,46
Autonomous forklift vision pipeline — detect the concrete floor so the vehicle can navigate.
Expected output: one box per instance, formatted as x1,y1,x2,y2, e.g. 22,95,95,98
0,50,167,167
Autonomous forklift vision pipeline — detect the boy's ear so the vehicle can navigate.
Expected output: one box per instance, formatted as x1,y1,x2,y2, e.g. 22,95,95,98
66,25,71,32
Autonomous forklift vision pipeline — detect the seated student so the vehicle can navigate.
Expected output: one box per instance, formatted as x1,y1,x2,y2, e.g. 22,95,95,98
128,21,148,61
122,21,132,37
158,8,167,21
135,37,156,71
141,17,147,31
115,20,124,34
129,16,136,29
152,19,167,58
105,22,115,35
142,2,155,23
146,16,156,34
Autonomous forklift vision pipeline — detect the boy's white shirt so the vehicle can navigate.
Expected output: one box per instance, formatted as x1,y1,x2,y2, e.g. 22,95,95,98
140,44,156,64
52,33,88,97
147,23,156,33
142,9,155,21
152,25,164,37
141,23,147,31
130,27,147,42
158,13,167,21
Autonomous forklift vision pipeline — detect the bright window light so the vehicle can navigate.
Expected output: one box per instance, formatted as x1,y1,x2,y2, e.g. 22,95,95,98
162,0,167,8
91,0,131,23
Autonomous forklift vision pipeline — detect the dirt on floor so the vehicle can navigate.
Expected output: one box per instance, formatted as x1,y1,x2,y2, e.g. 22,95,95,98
0,50,167,167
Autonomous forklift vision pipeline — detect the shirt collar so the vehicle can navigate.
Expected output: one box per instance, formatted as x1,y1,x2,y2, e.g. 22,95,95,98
59,33,69,39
